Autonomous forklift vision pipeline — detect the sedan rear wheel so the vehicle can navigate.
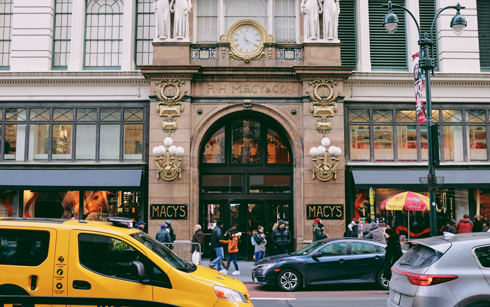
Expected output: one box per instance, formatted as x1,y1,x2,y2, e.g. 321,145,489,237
376,270,390,290
277,269,301,292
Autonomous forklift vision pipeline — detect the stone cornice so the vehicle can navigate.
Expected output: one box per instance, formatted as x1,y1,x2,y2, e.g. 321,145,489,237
0,71,149,85
346,71,490,87
140,65,354,82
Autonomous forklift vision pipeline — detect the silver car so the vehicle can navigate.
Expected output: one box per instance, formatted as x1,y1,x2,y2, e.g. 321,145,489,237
388,232,490,307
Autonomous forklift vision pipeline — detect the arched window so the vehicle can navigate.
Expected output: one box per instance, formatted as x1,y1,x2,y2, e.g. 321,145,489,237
85,0,124,69
225,0,268,32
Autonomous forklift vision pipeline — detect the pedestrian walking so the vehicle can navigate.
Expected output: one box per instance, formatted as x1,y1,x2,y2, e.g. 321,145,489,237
312,218,320,240
473,215,483,232
253,225,267,264
441,219,458,234
271,220,292,255
209,220,226,273
365,222,386,243
456,214,473,233
384,228,403,280
221,228,241,275
135,221,146,231
165,220,176,250
155,223,172,247
191,224,204,265
313,223,328,242
482,219,489,232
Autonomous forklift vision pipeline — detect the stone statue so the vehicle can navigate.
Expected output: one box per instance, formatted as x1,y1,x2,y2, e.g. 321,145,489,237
170,0,193,40
153,0,171,40
301,0,323,40
323,0,340,40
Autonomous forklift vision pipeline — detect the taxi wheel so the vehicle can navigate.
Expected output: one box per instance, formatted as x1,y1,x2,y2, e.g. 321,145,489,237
276,269,302,292
376,270,390,290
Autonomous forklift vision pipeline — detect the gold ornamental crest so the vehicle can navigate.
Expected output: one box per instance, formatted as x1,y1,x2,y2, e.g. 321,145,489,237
307,80,340,134
155,79,186,134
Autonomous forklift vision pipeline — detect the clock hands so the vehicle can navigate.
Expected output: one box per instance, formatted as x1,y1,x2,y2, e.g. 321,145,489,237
243,33,259,48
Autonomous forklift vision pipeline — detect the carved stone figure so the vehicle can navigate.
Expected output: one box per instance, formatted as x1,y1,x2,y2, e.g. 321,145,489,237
301,0,322,40
171,0,193,40
323,0,340,40
153,0,171,40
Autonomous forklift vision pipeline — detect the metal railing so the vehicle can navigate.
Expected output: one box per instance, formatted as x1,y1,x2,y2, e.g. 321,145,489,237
164,242,201,263
0,295,179,307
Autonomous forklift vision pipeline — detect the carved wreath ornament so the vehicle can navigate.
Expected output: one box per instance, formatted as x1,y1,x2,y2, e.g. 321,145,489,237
306,80,340,134
155,79,186,134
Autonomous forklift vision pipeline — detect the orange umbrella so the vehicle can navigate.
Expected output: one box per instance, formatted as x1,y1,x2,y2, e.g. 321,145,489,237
380,191,430,211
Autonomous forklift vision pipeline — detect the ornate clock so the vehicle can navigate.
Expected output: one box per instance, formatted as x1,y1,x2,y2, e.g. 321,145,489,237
220,19,274,63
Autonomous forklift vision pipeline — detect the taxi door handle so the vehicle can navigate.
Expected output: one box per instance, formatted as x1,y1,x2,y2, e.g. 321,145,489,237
30,275,37,290
73,280,91,290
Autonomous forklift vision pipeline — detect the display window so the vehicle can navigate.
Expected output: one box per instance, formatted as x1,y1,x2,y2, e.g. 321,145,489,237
16,190,142,221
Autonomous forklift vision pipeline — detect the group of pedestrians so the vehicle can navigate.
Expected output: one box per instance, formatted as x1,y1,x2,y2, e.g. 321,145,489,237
155,220,177,248
440,214,490,234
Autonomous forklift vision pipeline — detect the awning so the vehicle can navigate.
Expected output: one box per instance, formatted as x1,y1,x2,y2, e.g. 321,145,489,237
352,169,490,189
0,169,143,190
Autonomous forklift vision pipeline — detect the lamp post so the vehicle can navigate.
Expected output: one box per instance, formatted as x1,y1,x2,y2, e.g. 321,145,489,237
152,136,185,181
382,1,467,236
309,137,342,182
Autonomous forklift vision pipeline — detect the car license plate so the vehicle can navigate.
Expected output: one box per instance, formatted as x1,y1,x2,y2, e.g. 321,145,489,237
392,291,401,305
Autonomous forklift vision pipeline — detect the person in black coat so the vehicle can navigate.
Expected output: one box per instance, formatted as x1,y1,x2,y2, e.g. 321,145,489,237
473,215,483,232
271,220,292,255
384,228,403,280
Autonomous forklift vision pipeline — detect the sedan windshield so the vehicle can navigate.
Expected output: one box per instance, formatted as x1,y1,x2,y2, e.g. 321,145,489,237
290,241,325,256
131,232,196,273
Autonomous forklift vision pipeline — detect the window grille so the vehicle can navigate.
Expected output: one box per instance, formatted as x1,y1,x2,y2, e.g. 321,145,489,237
477,0,490,71
338,0,356,67
136,0,155,67
0,0,13,70
85,0,124,69
53,0,73,69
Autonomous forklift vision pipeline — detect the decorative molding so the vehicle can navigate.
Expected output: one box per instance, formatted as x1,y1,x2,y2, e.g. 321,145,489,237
192,48,217,61
306,80,341,134
278,48,302,61
155,79,186,134
0,71,149,85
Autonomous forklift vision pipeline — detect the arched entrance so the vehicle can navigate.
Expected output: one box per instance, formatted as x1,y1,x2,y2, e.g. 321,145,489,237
199,112,294,259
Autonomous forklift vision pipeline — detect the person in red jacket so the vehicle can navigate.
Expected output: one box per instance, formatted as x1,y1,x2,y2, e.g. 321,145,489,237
456,214,473,233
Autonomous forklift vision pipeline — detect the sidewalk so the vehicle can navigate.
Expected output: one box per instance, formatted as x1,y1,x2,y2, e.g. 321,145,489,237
201,259,254,283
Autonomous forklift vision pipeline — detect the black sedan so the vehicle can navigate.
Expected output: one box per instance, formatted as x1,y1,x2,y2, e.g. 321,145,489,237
252,238,390,291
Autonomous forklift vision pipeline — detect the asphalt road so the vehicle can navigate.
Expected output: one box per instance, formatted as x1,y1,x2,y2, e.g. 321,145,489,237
246,283,389,307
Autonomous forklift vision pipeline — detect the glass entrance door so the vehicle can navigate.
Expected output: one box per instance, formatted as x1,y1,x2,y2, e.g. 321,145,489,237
228,202,263,260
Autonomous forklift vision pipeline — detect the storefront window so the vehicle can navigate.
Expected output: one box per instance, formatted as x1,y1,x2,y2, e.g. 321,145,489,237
30,108,50,121
349,109,369,122
249,175,291,193
100,124,120,160
6,108,26,121
231,120,261,164
267,128,290,163
442,110,463,123
373,109,393,122
28,124,49,161
76,125,96,160
0,191,20,217
202,126,225,163
396,110,416,122
5,124,26,161
374,125,393,161
77,108,97,121
22,190,141,221
52,124,72,160
466,110,486,122
123,124,143,160
124,108,144,121
53,108,73,121
100,108,121,121
467,126,487,161
201,175,243,193
397,125,417,161
443,126,463,161
204,203,220,230
350,125,370,161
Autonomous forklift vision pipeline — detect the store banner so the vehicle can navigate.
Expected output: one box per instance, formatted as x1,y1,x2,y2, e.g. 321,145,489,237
412,53,427,125
151,204,188,220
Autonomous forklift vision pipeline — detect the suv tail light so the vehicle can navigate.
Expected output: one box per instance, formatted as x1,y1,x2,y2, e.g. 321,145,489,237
392,268,458,286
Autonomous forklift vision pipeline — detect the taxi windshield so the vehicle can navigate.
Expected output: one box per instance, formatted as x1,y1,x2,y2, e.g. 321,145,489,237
131,232,196,273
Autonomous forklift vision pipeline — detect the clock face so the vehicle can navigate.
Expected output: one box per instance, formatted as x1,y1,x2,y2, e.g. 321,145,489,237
232,25,262,54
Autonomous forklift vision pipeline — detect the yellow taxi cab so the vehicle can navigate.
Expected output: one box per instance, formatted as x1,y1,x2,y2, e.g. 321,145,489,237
0,217,253,307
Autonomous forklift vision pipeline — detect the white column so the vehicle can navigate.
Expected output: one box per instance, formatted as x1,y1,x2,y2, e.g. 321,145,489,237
121,0,136,71
68,0,85,71
436,0,480,73
405,0,420,73
10,0,55,72
356,0,371,72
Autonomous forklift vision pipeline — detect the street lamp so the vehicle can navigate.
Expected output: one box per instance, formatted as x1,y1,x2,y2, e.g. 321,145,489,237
309,137,342,182
152,136,185,181
382,1,467,237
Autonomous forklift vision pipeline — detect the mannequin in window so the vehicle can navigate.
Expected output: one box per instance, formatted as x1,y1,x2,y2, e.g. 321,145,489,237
153,0,171,40
301,0,322,40
323,0,340,40
170,0,192,40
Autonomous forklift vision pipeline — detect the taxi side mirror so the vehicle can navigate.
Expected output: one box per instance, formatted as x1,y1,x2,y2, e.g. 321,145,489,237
131,261,149,283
